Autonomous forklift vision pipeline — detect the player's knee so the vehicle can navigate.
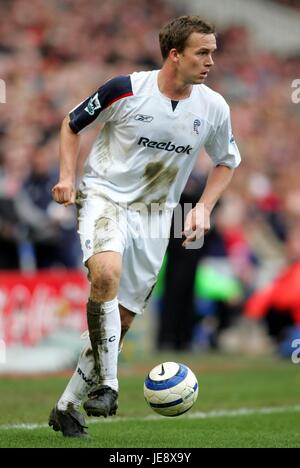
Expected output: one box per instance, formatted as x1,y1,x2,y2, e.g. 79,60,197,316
90,265,120,301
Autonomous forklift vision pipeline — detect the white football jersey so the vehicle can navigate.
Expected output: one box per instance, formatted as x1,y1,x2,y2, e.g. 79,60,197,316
69,70,241,208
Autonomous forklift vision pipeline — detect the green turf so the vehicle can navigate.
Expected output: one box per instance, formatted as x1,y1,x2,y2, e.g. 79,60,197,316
0,352,300,448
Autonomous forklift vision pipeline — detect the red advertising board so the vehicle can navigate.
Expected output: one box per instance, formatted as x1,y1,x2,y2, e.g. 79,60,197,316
0,270,89,346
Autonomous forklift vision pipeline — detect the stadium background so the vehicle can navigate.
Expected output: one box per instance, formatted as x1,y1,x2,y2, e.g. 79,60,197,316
0,0,300,448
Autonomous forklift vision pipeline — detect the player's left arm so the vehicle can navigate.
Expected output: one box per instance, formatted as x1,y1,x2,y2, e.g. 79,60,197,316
182,165,234,247
183,101,241,248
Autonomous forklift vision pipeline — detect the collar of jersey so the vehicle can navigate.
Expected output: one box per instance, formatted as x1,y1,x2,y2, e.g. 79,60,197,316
154,69,195,105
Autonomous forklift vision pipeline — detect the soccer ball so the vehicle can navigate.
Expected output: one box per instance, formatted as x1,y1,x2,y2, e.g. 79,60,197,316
143,362,198,417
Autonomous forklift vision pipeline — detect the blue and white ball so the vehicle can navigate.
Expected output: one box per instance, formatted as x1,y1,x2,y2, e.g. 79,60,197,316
144,362,198,417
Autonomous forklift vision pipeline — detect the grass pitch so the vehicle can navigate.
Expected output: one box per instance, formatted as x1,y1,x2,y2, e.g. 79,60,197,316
0,352,300,448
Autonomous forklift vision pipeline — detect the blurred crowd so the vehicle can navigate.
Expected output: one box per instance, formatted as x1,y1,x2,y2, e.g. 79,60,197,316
272,0,300,10
1,0,300,351
0,0,176,269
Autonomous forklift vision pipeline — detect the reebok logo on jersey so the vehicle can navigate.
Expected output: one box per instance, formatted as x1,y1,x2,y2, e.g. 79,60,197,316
134,114,153,122
85,92,101,115
138,137,193,155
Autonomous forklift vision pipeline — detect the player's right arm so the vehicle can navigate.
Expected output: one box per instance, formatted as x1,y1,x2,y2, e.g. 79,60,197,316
52,75,133,206
52,115,80,206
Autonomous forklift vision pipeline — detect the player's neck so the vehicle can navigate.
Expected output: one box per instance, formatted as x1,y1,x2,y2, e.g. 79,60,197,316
158,68,192,101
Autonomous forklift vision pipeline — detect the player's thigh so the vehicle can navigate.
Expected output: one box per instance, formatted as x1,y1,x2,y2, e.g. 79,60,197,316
119,235,169,315
77,194,126,264
119,210,172,314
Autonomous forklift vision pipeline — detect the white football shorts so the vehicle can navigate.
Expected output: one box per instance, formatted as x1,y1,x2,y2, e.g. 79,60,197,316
76,192,172,314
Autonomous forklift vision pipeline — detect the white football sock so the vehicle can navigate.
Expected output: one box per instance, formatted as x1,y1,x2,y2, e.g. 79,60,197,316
57,298,121,410
57,338,98,411
94,297,121,392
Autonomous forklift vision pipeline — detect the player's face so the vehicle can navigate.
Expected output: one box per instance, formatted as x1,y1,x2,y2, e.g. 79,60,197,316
177,32,217,84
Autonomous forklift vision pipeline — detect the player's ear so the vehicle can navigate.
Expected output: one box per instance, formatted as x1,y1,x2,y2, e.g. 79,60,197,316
169,48,180,63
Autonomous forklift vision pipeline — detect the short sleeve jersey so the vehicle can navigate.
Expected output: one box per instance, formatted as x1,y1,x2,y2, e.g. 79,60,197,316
69,70,241,207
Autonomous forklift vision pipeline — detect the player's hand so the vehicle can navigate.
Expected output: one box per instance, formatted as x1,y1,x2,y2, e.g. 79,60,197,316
182,203,210,248
51,180,76,206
